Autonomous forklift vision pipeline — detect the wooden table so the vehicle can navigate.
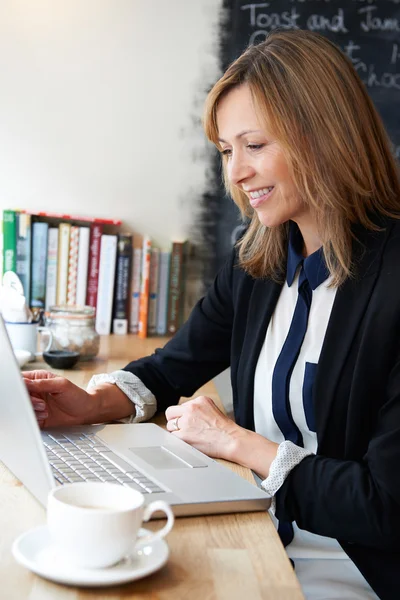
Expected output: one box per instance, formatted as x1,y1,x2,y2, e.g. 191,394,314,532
0,335,304,600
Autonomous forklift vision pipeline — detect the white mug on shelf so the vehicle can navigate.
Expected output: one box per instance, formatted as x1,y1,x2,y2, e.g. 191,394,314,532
4,321,52,361
47,482,174,569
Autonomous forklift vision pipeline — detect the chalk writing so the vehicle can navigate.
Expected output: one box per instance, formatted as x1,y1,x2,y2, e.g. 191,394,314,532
306,8,348,32
241,4,300,32
344,40,400,89
357,64,400,89
391,43,400,64
237,2,400,109
358,6,400,32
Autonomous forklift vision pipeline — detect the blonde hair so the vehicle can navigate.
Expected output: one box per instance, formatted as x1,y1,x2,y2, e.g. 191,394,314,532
203,29,400,286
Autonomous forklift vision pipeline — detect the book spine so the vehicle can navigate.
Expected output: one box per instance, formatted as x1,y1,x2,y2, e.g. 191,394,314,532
86,224,103,308
56,223,71,306
148,248,160,336
67,226,80,306
16,213,31,304
167,242,185,334
3,209,17,274
129,243,142,334
95,234,118,335
30,221,49,308
45,228,59,311
179,241,190,327
75,227,90,306
0,214,3,283
138,236,152,339
112,233,133,335
156,251,171,335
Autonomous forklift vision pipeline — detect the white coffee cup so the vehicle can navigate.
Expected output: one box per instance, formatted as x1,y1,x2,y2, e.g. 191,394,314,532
47,482,174,569
4,321,52,361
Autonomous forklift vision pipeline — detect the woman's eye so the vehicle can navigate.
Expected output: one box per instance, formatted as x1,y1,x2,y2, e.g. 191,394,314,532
219,143,264,157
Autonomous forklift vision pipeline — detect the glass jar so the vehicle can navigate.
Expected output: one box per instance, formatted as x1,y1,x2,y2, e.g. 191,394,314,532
45,306,100,360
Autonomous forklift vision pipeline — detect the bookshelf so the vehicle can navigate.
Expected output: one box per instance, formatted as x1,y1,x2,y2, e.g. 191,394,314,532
0,209,191,338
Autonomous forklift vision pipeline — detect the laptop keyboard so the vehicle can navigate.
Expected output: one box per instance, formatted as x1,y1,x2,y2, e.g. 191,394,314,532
43,432,164,494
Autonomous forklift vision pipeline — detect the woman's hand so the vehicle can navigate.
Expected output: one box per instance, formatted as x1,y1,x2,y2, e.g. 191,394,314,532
166,395,242,460
165,396,279,477
23,370,100,428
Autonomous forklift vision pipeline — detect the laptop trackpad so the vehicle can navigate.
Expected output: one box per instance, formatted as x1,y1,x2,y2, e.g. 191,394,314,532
129,445,208,469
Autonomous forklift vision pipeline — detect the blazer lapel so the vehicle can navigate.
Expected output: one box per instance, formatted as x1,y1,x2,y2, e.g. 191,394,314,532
236,278,282,430
314,223,393,445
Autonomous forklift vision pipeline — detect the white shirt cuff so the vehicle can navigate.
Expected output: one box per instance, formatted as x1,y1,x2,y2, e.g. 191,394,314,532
86,370,157,423
261,440,313,513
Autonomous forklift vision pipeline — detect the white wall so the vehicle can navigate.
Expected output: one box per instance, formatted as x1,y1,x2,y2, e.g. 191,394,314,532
0,0,221,247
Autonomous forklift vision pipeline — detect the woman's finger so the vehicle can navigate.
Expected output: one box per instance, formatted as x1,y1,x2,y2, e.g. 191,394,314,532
166,415,184,432
24,377,65,393
23,370,56,380
165,405,183,422
36,410,48,419
31,398,47,410
31,401,46,410
24,380,45,397
35,405,48,417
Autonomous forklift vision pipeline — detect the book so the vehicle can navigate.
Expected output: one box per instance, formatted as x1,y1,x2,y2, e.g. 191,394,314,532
2,209,17,275
56,223,71,306
129,236,142,334
167,240,189,334
76,227,90,307
45,228,59,311
30,221,49,308
148,248,160,336
25,210,121,225
112,233,133,335
86,224,103,309
67,226,80,306
95,234,118,335
156,251,171,335
0,213,3,283
16,213,31,304
138,236,152,339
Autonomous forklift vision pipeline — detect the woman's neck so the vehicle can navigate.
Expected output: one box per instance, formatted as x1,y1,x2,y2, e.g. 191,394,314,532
293,219,322,257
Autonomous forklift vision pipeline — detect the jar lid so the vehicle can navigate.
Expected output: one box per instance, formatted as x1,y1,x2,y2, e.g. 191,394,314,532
46,305,96,319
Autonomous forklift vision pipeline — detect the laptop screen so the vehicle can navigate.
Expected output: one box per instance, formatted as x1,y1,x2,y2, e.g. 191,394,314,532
0,316,55,505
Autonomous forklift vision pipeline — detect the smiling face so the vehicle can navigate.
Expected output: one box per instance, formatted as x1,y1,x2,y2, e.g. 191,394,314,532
216,84,313,232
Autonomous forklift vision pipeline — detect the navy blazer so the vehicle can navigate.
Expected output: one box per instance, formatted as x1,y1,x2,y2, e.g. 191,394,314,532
124,218,400,600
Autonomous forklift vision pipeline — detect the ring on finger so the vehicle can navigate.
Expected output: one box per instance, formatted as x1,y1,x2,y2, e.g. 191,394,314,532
171,416,180,431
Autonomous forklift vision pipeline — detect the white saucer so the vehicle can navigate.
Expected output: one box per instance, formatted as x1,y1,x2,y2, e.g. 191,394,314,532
12,525,169,587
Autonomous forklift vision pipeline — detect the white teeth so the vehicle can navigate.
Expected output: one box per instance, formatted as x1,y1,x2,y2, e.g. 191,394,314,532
249,187,273,199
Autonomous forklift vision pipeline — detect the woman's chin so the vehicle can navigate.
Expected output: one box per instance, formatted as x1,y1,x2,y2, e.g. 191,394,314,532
256,212,284,229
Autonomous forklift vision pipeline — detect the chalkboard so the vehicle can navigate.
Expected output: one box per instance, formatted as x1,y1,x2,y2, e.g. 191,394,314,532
203,0,400,286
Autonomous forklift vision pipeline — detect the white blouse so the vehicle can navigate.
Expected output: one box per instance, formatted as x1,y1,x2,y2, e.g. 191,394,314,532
253,270,378,599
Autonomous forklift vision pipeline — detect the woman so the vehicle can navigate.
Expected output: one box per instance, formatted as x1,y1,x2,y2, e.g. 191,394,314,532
25,30,400,599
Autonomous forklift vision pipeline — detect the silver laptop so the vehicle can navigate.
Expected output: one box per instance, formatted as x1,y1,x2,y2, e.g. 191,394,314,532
0,317,270,516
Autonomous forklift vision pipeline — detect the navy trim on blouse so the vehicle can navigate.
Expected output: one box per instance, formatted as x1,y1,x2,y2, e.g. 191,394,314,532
286,222,330,291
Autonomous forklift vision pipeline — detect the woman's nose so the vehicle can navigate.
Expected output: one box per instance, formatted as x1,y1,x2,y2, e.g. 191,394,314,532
228,153,254,185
